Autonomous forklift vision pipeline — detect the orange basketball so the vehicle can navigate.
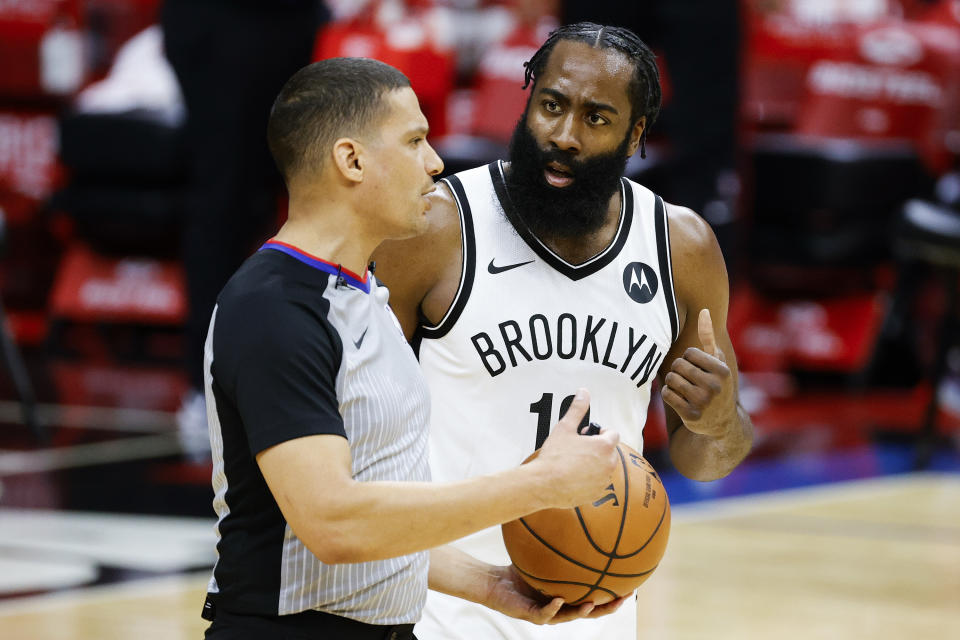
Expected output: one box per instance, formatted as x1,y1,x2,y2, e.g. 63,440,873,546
502,442,670,605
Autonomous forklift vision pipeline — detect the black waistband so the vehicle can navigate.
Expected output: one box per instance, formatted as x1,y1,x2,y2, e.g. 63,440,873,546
203,594,415,640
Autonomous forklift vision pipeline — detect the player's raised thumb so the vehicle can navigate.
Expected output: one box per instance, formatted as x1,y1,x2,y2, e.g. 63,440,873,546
698,308,719,358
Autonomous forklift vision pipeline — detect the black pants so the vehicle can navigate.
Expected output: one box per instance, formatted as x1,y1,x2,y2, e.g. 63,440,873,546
161,0,323,390
205,609,417,640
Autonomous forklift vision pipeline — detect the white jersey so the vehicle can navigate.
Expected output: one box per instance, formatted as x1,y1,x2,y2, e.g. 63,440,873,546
416,162,678,639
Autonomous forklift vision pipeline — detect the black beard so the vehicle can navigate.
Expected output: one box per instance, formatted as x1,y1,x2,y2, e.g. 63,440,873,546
505,119,630,240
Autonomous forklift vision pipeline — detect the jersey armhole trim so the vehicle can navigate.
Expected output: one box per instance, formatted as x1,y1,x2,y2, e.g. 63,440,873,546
654,194,680,343
415,174,476,342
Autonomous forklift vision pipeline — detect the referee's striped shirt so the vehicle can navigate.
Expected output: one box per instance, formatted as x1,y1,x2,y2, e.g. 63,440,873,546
204,241,431,624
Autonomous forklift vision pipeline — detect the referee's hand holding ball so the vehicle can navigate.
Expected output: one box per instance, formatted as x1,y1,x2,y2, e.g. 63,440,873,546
527,389,620,509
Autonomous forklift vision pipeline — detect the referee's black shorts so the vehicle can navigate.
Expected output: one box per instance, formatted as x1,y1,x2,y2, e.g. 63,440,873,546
205,608,417,639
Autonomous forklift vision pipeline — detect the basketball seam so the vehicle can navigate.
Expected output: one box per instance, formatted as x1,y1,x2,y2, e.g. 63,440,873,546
512,519,661,578
576,468,670,560
570,446,632,605
573,507,607,556
512,448,668,605
617,496,669,557
511,565,620,601
517,518,609,575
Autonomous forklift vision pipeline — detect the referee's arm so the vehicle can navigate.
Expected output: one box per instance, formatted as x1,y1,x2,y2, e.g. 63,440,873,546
256,391,618,564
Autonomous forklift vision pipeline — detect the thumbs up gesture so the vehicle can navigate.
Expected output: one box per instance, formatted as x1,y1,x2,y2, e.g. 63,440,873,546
660,309,734,437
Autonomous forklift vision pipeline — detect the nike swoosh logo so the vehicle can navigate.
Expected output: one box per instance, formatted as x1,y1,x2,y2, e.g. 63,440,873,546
487,258,534,274
353,328,368,350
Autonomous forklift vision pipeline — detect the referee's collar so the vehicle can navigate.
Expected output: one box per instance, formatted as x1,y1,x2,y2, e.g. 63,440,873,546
260,240,371,293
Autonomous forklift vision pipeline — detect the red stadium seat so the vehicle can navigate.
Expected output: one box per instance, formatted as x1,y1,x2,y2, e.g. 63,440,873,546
314,15,455,138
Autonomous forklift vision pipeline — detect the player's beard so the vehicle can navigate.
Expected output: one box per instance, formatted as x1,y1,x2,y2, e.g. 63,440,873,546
505,118,631,239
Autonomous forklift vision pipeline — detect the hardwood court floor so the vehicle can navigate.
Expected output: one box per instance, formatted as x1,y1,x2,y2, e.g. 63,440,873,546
636,472,960,639
1,472,956,639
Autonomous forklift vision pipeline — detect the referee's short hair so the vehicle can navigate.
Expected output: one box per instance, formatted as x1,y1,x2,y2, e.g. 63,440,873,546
268,57,411,184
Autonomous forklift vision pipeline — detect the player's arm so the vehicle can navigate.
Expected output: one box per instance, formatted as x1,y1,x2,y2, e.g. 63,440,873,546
426,545,628,624
372,183,462,339
256,390,620,564
656,203,754,481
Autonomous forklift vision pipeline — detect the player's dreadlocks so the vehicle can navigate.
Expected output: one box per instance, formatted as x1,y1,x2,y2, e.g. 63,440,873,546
522,22,662,158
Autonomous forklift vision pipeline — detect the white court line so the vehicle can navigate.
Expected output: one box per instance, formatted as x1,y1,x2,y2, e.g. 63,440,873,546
0,400,177,433
0,508,216,573
0,571,211,616
0,433,187,475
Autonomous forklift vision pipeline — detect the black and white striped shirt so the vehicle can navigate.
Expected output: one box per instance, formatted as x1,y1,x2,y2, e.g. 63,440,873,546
204,240,431,624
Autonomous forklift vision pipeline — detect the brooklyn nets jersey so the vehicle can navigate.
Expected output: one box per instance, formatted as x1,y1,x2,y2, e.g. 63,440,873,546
415,162,678,639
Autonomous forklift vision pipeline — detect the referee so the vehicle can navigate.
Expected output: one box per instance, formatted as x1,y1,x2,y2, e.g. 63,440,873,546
201,58,622,639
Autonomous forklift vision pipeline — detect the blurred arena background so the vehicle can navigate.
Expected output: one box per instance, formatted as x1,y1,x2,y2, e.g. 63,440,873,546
0,0,958,638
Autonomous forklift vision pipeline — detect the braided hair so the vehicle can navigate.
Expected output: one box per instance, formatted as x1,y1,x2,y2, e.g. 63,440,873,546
522,22,662,158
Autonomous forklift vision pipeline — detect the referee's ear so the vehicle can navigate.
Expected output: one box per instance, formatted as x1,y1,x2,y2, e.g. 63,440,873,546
332,137,365,184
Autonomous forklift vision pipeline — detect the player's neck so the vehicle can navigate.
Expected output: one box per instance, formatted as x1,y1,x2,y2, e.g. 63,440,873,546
537,190,623,265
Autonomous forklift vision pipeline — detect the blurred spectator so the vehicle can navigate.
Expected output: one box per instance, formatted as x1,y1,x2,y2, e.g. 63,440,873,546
314,0,455,138
161,0,328,454
468,0,559,144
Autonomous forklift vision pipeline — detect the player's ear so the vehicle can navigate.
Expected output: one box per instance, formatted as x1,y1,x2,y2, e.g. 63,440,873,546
626,116,646,157
332,137,364,183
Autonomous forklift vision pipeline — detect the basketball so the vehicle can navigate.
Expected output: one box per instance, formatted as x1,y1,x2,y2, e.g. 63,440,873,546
502,442,670,605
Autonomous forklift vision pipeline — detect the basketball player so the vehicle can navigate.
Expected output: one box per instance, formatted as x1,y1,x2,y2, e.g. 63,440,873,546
201,58,625,639
372,23,755,639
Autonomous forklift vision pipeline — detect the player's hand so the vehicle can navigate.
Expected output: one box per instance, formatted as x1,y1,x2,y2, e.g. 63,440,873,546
485,564,629,625
533,389,620,508
661,309,734,437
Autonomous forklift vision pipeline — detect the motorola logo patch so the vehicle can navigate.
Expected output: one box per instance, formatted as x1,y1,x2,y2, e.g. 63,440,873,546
623,262,658,304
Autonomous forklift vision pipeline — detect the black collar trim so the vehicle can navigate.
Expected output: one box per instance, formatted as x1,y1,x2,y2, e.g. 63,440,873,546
488,160,633,281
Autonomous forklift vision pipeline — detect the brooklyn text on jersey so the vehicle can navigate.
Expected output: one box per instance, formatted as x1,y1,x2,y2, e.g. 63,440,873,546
470,312,665,385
